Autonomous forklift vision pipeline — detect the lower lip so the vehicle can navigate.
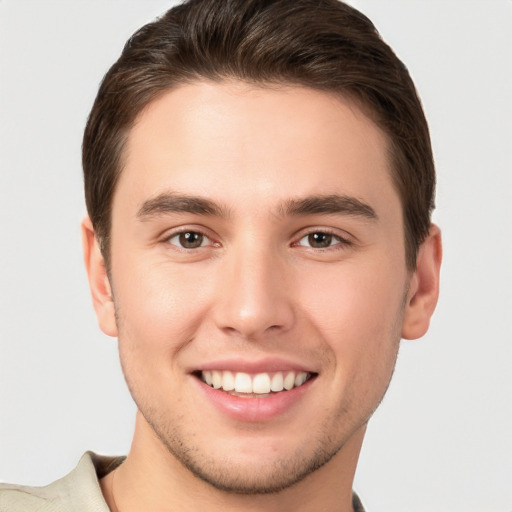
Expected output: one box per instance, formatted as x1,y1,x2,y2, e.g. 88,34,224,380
195,376,316,422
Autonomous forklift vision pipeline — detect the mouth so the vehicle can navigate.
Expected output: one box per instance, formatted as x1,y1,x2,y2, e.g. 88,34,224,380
195,370,316,398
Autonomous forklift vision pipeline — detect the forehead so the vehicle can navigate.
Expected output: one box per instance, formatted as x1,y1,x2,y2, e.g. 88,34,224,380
116,80,397,218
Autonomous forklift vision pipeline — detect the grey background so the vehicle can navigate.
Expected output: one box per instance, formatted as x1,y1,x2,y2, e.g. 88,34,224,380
1,1,511,511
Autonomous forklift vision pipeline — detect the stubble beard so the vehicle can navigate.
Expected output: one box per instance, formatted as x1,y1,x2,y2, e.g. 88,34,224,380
118,339,401,496
114,286,406,496
139,404,349,495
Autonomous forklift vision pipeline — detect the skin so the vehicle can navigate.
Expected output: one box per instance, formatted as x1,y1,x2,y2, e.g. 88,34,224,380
83,81,441,512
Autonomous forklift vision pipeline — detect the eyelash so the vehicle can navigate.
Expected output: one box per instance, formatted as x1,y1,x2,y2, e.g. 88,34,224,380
294,230,352,250
165,229,217,250
163,227,351,252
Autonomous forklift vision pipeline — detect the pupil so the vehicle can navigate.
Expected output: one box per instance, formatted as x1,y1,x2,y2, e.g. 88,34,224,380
309,232,332,248
180,232,203,248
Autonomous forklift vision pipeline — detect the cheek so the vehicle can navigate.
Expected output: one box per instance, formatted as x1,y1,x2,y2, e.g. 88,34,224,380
112,258,213,356
299,260,407,367
112,262,210,406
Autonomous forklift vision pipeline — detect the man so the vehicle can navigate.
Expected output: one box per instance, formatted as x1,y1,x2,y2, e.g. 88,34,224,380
0,0,441,510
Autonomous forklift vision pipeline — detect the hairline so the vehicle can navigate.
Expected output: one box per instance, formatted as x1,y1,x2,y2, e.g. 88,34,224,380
96,77,419,271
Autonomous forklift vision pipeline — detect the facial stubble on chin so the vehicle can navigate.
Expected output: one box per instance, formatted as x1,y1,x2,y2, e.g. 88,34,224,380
118,347,356,495
112,285,407,496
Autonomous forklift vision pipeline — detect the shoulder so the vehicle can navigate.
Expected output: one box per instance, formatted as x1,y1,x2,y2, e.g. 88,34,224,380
0,452,124,512
0,480,64,512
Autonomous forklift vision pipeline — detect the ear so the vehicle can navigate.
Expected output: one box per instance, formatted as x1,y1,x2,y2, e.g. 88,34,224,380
401,224,442,340
81,216,118,337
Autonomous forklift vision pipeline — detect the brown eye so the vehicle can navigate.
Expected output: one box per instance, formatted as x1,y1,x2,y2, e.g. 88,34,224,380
307,232,333,248
169,231,206,249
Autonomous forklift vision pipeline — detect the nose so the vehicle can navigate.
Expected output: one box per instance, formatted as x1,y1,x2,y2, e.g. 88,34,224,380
212,245,295,340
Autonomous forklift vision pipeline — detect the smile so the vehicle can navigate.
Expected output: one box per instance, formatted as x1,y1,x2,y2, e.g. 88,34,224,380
194,365,318,421
200,370,313,396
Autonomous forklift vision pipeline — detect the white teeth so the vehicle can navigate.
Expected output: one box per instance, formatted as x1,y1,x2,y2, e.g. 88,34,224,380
211,370,222,389
201,370,311,394
283,372,295,390
270,372,284,392
252,373,271,394
294,372,307,387
222,370,235,391
203,370,213,386
234,372,253,393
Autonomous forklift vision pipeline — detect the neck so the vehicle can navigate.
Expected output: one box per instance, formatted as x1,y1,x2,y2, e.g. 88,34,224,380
101,412,364,512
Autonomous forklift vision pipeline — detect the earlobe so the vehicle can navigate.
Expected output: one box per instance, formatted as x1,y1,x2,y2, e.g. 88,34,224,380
81,217,118,337
401,224,442,340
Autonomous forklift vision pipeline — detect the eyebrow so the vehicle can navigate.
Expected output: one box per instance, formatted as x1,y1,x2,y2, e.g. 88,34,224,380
137,192,377,222
279,194,378,220
137,192,230,220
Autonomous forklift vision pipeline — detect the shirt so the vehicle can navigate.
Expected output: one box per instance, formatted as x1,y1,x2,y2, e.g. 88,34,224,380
0,452,365,511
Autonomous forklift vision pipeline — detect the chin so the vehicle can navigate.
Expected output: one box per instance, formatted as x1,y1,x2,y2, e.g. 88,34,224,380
165,440,338,495
141,407,349,495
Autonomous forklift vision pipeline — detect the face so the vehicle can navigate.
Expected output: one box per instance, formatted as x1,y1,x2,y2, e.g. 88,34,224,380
103,81,413,492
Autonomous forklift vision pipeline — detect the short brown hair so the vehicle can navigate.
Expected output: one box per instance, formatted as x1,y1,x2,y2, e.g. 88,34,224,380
83,0,435,270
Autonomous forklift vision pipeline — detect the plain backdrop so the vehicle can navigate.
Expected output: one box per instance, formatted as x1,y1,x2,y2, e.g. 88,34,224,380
1,1,511,511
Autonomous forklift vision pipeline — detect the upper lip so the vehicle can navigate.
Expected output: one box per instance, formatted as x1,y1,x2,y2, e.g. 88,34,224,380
189,357,317,375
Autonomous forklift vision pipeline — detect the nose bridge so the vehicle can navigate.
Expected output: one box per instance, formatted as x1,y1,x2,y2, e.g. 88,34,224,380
213,235,294,339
